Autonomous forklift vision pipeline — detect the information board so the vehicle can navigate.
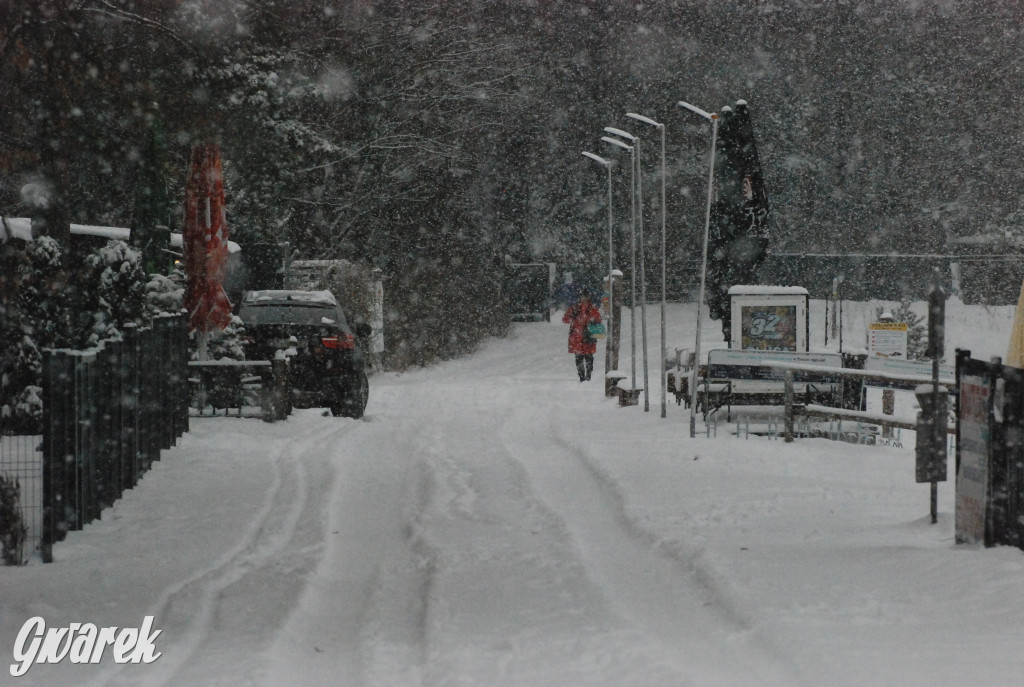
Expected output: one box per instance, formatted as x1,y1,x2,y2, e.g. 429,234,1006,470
868,321,908,358
740,305,798,351
956,375,991,545
729,288,809,353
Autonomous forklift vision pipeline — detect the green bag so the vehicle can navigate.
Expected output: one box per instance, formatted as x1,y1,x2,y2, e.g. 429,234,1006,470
587,322,607,339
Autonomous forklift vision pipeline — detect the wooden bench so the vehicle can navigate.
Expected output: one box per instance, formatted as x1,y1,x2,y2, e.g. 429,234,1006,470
699,349,844,421
666,347,694,406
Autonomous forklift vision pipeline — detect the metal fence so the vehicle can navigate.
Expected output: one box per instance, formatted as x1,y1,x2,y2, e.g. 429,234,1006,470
0,433,43,565
37,314,189,563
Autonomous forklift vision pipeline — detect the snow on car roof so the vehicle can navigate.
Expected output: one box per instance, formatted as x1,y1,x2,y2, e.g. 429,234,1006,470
243,289,338,305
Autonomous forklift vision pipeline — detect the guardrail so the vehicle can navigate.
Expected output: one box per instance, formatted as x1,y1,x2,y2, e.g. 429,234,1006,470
763,361,955,443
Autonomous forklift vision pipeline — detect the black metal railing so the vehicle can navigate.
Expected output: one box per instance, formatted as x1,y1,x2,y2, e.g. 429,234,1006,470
0,432,42,565
39,314,189,562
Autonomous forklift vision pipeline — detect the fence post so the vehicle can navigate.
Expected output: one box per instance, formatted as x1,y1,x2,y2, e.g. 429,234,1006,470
272,358,290,421
41,351,70,562
73,354,90,530
882,389,895,438
122,324,141,487
138,325,157,474
109,338,126,498
784,370,795,443
180,313,191,435
955,348,970,477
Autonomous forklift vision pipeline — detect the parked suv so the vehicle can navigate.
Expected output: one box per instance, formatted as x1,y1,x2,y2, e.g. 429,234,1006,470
238,290,370,418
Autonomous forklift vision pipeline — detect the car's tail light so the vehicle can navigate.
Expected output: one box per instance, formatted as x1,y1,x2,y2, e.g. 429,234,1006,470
321,334,356,350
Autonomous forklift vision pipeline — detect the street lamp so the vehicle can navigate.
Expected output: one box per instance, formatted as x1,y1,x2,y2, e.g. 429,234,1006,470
626,112,668,418
607,127,649,412
677,99,719,438
582,151,615,387
601,133,637,393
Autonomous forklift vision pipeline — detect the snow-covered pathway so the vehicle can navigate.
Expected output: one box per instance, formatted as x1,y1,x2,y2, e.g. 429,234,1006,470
263,324,794,687
5,302,1024,687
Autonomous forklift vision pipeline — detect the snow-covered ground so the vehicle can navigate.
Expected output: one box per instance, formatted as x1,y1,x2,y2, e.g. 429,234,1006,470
3,298,1024,686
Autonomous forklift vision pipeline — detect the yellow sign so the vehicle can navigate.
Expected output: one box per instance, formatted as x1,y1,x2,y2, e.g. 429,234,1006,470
869,321,908,358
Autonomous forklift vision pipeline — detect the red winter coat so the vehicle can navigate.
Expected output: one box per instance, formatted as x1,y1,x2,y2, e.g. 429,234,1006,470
563,302,602,355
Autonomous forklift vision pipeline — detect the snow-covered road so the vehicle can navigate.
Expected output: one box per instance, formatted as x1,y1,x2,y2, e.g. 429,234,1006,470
5,302,1024,686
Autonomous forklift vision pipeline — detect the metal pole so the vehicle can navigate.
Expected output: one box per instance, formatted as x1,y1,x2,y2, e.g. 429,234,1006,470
659,123,667,418
689,114,719,438
627,112,668,417
636,139,650,412
604,129,638,393
606,160,615,383
583,151,614,391
931,350,940,524
629,146,637,391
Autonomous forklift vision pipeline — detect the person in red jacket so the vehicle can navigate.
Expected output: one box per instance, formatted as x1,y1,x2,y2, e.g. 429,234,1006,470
562,291,602,382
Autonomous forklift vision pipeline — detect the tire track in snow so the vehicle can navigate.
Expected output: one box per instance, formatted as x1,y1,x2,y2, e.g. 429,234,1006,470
503,403,803,687
390,385,690,686
263,384,440,687
355,447,435,687
89,414,350,687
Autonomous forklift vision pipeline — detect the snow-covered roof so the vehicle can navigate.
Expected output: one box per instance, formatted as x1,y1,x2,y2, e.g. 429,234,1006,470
0,217,241,253
242,289,338,306
727,285,809,295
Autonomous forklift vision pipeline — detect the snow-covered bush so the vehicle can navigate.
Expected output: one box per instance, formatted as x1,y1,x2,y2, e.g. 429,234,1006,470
1,237,160,430
0,236,70,431
76,240,149,348
145,267,185,317
191,314,246,362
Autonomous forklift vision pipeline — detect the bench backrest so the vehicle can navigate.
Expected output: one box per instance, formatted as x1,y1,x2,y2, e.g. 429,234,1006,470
707,349,843,383
862,356,955,389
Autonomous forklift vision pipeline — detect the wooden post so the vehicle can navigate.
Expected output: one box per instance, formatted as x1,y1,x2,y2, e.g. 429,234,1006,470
784,370,795,442
272,358,291,421
882,389,895,438
605,272,623,397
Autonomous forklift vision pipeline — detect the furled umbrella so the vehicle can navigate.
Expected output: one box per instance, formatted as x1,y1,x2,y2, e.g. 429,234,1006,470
183,143,233,359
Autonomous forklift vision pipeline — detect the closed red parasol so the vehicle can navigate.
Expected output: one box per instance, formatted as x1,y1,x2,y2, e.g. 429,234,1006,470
183,144,233,337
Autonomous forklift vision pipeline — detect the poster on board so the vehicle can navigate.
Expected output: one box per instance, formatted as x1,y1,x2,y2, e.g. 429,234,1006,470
729,287,809,352
740,305,798,351
956,375,991,545
868,321,908,358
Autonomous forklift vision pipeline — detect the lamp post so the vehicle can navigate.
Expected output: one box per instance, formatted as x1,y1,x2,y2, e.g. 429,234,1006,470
627,112,668,418
607,129,649,411
602,132,637,393
677,100,719,438
582,151,615,385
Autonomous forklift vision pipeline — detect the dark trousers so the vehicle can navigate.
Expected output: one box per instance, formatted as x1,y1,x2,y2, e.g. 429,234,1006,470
574,354,593,381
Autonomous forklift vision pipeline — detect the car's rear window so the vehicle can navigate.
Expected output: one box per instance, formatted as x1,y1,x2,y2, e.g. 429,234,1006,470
239,303,346,327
